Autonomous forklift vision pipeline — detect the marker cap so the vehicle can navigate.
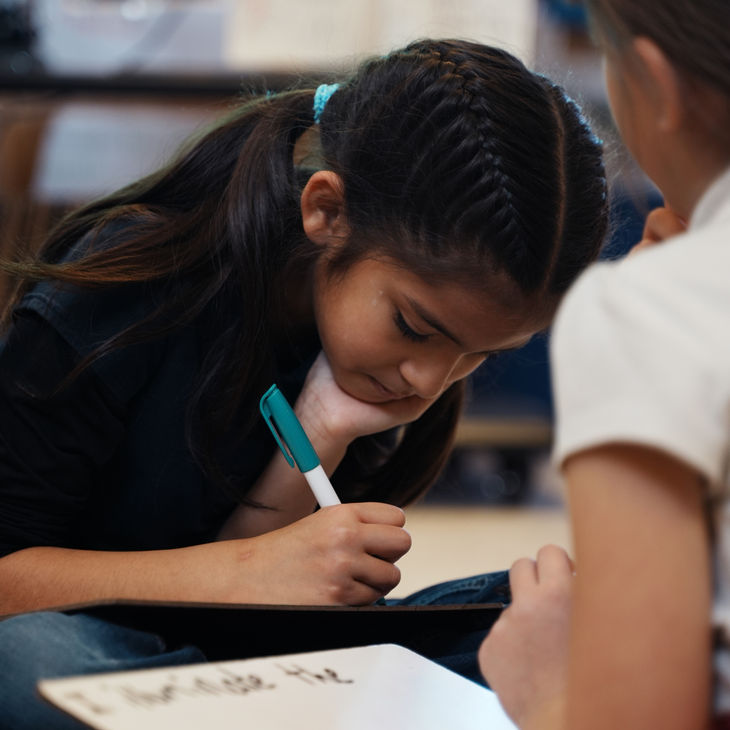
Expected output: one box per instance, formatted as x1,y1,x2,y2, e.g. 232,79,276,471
259,384,321,472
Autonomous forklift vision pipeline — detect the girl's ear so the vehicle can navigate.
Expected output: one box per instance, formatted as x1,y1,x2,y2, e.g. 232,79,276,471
632,36,684,133
300,171,349,247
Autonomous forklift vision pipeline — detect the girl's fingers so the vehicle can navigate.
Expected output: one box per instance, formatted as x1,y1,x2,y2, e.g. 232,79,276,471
643,207,687,242
535,544,575,583
631,207,688,255
352,554,402,596
509,556,539,592
361,523,412,562
350,502,407,527
509,545,575,595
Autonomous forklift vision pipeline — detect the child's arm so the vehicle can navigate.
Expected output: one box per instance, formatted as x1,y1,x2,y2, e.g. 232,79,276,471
219,351,440,540
564,444,711,729
480,443,712,730
0,500,411,615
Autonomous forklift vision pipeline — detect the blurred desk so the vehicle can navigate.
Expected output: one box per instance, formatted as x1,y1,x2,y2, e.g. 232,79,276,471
0,69,318,98
433,414,554,505
455,415,552,449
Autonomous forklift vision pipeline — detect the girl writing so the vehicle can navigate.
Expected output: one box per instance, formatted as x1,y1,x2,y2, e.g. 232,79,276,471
0,39,607,728
479,2,730,728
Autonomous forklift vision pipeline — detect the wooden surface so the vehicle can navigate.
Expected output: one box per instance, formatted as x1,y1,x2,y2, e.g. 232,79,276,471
395,504,571,597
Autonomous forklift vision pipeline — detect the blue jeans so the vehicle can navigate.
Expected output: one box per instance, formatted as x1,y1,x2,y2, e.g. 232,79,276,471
390,569,510,684
0,570,509,729
0,612,206,730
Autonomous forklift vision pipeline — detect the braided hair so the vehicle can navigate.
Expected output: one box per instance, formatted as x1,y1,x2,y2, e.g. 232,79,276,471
320,40,605,305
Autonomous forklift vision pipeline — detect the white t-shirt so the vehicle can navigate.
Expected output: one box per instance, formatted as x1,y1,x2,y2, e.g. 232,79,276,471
550,166,730,711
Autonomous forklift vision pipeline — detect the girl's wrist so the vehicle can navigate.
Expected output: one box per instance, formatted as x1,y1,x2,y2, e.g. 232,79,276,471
294,393,358,450
300,418,351,475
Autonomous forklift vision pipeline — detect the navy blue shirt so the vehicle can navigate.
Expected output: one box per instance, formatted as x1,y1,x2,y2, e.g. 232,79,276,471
0,271,318,557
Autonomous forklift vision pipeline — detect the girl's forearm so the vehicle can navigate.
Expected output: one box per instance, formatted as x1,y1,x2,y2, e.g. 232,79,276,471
0,541,245,616
217,450,321,540
218,406,350,541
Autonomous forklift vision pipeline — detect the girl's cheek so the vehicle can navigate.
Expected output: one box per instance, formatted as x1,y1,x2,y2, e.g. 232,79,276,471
454,355,487,382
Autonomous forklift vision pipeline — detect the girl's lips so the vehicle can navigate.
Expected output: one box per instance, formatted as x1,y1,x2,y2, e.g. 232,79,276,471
368,375,410,400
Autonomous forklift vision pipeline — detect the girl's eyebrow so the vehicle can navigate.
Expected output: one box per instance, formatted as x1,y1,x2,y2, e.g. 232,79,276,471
406,297,535,356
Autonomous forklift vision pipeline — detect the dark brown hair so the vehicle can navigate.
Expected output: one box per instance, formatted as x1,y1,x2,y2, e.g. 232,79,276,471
2,39,608,506
585,0,730,97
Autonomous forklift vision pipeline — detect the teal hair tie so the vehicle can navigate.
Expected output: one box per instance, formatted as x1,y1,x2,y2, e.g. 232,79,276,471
313,83,339,124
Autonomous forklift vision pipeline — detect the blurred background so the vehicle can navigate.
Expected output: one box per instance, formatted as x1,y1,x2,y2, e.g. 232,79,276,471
0,0,661,594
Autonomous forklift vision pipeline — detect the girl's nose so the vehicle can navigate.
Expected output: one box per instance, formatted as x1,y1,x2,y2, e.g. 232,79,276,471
399,355,458,400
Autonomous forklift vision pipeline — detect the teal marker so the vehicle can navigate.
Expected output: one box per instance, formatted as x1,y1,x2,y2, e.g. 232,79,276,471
260,384,341,508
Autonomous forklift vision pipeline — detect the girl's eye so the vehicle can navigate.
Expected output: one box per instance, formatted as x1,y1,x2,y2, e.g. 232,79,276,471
394,310,429,343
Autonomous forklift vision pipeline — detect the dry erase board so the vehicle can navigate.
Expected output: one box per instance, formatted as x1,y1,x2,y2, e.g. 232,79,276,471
39,643,517,730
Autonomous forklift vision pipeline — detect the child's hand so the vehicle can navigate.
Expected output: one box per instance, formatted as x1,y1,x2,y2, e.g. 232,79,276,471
478,545,574,729
630,206,687,255
296,352,439,450
222,502,411,605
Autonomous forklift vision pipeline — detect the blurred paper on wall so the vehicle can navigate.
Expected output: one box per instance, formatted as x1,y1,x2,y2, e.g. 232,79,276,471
225,0,538,72
375,0,537,64
32,0,233,75
32,102,219,204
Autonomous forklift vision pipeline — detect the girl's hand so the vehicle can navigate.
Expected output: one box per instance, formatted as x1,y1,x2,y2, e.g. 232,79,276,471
630,206,687,255
478,545,574,729
221,502,411,605
296,352,438,450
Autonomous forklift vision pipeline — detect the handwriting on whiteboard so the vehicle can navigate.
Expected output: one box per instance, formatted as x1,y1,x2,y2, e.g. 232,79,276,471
57,662,355,718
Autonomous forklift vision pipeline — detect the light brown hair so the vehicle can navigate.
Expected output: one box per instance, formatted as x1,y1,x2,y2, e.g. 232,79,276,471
585,0,730,97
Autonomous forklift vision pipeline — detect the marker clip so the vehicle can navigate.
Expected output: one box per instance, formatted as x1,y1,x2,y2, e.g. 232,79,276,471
260,384,296,468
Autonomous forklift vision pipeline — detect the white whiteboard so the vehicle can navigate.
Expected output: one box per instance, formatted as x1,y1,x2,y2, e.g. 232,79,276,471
38,643,516,730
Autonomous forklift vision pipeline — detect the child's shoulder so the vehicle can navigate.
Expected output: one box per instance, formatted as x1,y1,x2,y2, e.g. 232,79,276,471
552,223,730,366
